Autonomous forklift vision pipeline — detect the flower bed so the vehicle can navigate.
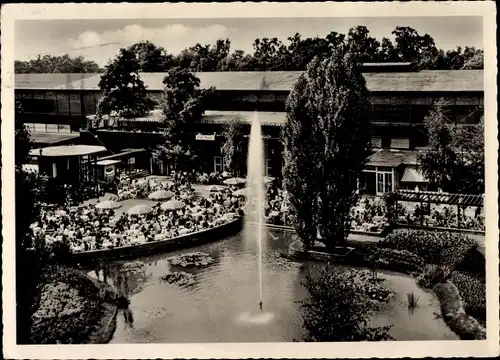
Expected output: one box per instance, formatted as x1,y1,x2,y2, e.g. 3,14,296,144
160,272,195,286
167,252,214,268
30,265,108,344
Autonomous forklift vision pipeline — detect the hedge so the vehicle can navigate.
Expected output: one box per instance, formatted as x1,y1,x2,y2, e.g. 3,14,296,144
379,230,477,268
450,271,486,325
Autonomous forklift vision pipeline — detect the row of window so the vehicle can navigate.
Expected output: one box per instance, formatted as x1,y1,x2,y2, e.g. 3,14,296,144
213,156,273,176
17,90,483,107
24,123,73,133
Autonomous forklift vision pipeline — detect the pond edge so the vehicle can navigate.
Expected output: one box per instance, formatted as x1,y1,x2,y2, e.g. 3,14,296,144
288,239,486,340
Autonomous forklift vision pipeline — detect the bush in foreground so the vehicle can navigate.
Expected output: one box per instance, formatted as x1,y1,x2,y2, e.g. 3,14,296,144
450,271,486,325
30,265,104,344
379,230,476,267
299,265,393,341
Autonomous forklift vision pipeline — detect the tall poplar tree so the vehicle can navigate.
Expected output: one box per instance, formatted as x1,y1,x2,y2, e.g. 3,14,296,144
282,49,372,250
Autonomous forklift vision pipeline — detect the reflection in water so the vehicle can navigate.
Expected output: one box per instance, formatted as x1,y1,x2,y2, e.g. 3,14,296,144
109,226,457,343
237,312,276,325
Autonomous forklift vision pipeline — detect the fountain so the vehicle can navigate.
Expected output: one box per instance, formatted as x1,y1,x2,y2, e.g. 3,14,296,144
245,111,268,314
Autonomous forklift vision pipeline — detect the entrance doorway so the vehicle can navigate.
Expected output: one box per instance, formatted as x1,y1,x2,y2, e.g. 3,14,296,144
377,171,393,195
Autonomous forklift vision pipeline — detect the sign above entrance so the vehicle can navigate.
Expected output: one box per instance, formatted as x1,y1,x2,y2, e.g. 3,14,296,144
196,134,215,141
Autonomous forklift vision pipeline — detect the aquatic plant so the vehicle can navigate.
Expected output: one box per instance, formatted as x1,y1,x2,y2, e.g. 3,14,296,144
160,271,195,286
167,252,214,267
406,291,419,310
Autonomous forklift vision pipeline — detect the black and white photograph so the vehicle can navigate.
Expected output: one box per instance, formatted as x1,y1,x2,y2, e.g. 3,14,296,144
1,2,498,359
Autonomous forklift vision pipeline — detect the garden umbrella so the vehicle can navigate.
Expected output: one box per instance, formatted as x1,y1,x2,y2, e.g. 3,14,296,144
233,188,249,197
223,177,246,186
127,204,153,215
161,199,186,211
96,200,122,210
148,189,174,201
264,176,275,184
209,185,226,192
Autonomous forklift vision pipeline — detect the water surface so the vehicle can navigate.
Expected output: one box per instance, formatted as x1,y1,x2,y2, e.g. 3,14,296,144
108,226,458,343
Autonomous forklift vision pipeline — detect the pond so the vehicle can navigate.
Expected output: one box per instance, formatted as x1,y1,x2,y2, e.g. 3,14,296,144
106,225,458,343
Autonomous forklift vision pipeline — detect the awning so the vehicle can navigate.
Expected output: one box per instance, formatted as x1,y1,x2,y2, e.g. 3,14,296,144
366,149,419,168
96,159,121,166
401,167,428,183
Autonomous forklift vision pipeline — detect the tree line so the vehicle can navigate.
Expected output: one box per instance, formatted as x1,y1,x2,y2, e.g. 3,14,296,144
15,25,483,74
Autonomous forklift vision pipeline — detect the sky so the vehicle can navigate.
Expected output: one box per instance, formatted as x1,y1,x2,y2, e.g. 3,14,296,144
15,17,483,67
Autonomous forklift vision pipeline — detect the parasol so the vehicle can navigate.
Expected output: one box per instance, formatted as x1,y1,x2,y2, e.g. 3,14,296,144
209,185,226,192
148,189,174,201
233,188,248,197
264,176,275,184
127,204,153,215
161,199,186,211
223,177,247,186
95,200,122,210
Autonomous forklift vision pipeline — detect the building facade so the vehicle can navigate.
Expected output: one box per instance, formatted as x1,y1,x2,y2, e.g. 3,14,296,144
15,64,483,194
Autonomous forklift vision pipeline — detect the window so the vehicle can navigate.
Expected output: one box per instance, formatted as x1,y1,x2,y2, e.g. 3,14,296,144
214,156,223,173
52,163,57,178
390,138,410,149
266,159,272,177
57,93,70,115
377,173,384,194
58,124,71,133
371,137,382,148
34,123,46,132
127,157,136,165
46,124,58,133
70,94,81,116
384,173,393,193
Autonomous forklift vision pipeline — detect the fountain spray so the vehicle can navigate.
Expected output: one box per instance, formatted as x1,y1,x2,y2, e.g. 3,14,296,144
247,111,266,309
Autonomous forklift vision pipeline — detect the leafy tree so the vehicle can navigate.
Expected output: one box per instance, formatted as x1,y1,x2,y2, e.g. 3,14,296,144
157,67,215,169
300,265,393,341
221,117,247,174
347,26,380,64
15,54,102,73
15,101,32,167
418,100,484,194
127,41,175,72
96,48,155,122
461,47,484,69
174,39,232,71
392,26,440,69
378,37,399,62
282,49,372,250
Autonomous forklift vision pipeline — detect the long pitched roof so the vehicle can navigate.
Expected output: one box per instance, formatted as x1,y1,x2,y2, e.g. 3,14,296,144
15,70,483,93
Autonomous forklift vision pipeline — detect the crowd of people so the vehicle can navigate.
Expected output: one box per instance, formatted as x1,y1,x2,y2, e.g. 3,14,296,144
394,202,484,231
31,179,244,253
350,197,485,231
30,171,485,254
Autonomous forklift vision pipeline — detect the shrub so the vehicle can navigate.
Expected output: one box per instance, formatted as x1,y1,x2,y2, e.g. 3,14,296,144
416,264,452,289
379,230,476,267
30,265,104,344
450,271,486,324
299,265,393,341
376,248,424,269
